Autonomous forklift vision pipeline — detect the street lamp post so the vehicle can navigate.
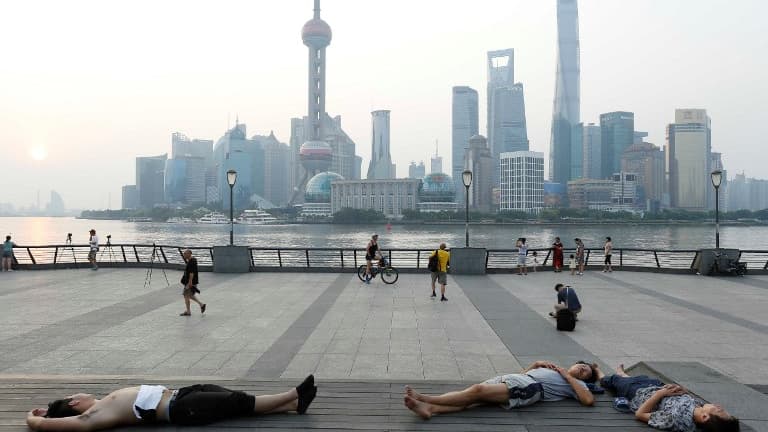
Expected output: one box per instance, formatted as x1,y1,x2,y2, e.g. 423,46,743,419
462,170,473,247
227,170,237,246
711,169,722,249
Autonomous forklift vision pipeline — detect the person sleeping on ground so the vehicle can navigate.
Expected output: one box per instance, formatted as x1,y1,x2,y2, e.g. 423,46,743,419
403,360,597,419
597,364,739,432
26,375,317,431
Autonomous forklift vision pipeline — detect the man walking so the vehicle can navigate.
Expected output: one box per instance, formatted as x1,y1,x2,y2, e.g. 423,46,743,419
88,229,99,271
429,243,450,301
180,249,206,316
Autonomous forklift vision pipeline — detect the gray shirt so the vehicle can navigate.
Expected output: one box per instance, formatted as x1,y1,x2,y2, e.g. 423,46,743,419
527,367,587,401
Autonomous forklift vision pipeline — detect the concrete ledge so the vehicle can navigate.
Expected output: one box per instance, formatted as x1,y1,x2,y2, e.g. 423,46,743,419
212,246,251,273
448,247,487,275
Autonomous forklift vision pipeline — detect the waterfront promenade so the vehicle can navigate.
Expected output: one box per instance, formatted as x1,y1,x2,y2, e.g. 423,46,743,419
1,269,767,430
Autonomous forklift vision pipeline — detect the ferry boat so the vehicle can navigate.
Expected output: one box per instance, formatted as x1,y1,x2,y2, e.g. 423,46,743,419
197,212,230,224
166,217,195,224
238,209,280,225
126,217,153,222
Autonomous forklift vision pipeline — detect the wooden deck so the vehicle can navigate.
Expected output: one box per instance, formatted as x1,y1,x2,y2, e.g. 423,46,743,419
0,378,652,432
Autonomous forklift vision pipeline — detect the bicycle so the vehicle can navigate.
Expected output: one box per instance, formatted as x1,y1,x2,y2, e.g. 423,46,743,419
709,250,747,277
357,257,399,284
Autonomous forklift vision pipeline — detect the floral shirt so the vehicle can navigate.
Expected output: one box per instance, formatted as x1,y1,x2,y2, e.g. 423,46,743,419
630,386,702,432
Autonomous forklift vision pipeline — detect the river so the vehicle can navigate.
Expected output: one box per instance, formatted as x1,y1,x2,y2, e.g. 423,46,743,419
1,217,765,250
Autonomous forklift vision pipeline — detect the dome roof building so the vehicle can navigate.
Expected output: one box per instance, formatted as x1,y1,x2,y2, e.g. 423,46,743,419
305,171,344,203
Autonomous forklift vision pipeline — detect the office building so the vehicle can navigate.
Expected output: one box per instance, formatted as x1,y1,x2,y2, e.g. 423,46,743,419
487,50,529,186
331,178,420,218
567,178,613,210
463,135,494,212
621,142,665,208
549,0,581,184
121,185,138,210
136,154,167,208
610,172,639,211
452,86,478,197
367,110,394,179
431,142,443,174
600,111,634,179
408,161,425,179
666,109,711,211
499,151,544,213
582,123,601,179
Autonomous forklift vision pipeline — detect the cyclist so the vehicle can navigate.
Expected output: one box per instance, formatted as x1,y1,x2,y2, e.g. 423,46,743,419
364,234,379,284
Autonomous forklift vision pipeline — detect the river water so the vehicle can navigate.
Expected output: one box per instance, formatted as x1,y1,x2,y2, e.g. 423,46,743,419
1,217,765,250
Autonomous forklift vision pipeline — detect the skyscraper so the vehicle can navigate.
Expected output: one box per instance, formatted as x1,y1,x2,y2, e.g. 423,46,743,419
549,0,580,184
487,50,529,185
582,123,601,179
600,111,634,179
408,161,425,179
451,86,478,197
136,154,167,208
666,109,712,211
463,135,493,212
367,110,394,179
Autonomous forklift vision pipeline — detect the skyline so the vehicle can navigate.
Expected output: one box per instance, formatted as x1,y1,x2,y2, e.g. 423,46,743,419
1,0,767,209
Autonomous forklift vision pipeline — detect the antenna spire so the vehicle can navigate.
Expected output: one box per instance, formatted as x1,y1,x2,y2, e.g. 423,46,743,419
314,0,320,19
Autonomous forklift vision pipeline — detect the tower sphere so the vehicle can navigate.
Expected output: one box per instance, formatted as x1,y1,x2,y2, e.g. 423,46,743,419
300,140,333,172
302,18,332,47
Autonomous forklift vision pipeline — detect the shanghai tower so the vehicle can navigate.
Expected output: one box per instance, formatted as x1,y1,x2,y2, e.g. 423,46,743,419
549,0,580,184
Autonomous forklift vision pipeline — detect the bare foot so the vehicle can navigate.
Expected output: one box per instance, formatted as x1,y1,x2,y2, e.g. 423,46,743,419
404,385,425,401
404,395,432,420
617,363,629,377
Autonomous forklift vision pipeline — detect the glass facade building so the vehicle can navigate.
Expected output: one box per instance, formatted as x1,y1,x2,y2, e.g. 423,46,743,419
487,50,529,188
600,111,634,179
549,0,581,184
451,86,479,201
666,109,711,211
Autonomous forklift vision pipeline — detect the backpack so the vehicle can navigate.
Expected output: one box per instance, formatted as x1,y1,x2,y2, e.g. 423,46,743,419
556,287,577,331
427,250,439,272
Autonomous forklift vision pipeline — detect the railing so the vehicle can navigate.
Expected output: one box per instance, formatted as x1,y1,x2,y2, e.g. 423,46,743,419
8,244,768,274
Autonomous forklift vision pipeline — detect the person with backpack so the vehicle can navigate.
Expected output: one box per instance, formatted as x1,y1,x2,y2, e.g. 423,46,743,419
429,243,450,301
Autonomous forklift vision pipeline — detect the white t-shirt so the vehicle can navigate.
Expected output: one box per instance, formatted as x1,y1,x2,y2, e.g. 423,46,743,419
89,235,99,250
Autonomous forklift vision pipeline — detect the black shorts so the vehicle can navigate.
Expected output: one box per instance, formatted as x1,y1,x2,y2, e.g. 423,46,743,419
604,254,612,265
169,384,255,426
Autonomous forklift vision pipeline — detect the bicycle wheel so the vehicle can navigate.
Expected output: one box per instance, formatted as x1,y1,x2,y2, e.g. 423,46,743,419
357,264,368,282
381,266,399,284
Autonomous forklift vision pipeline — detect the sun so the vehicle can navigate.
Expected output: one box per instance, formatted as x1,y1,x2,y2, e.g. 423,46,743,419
29,146,48,161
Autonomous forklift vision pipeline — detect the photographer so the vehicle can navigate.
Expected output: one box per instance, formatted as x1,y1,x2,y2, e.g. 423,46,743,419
88,229,99,271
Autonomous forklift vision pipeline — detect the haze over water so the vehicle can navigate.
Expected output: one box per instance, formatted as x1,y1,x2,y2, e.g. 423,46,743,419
1,217,763,250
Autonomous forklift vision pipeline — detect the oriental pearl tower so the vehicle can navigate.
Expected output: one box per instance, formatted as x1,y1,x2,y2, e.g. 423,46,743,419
292,0,335,204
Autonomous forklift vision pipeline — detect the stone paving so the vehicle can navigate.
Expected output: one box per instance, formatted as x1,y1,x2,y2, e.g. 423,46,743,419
0,268,766,387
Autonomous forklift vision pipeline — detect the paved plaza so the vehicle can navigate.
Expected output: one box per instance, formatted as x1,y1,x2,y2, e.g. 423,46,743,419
0,268,767,430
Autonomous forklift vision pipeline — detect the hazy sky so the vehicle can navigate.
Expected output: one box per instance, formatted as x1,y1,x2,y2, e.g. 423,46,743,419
1,0,766,209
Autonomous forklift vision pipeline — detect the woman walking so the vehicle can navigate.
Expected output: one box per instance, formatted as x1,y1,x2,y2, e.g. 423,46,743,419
603,237,613,273
552,237,564,272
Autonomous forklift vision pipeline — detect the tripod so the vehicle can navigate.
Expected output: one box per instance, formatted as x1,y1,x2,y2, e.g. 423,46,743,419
99,236,117,263
143,243,170,290
65,234,77,266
